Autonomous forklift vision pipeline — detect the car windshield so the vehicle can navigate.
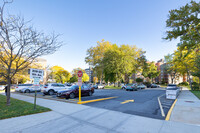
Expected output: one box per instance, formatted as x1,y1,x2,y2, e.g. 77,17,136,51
68,85,77,90
168,84,176,87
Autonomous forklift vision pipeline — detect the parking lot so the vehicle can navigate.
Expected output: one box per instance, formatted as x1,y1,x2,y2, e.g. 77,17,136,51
14,87,174,120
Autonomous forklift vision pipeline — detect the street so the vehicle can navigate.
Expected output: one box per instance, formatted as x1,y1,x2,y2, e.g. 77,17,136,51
15,87,174,120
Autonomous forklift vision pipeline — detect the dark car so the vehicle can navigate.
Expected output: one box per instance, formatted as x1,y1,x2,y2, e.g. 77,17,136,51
57,84,94,99
93,84,98,89
151,84,160,88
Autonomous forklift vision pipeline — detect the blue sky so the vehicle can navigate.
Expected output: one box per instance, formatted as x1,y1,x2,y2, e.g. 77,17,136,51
4,0,194,72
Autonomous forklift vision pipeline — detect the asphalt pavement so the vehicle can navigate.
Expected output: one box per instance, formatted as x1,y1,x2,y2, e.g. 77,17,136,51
84,88,173,119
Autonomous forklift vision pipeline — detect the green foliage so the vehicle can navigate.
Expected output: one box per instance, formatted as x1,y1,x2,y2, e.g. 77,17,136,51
142,62,160,82
178,82,189,86
69,75,78,83
50,66,71,84
0,95,51,120
85,40,146,84
191,91,200,99
136,78,143,83
164,1,200,50
82,73,89,82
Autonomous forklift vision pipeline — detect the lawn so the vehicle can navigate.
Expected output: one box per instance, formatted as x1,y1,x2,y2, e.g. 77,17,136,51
104,85,121,89
191,91,200,99
0,94,51,120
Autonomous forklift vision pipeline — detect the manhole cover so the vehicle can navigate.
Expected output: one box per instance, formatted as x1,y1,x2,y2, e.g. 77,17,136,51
185,101,194,103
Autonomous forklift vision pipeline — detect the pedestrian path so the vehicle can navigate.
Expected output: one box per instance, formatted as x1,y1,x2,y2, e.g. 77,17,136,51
170,87,200,125
0,93,200,133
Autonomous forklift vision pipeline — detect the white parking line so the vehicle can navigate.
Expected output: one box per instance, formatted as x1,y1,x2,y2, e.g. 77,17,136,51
158,94,166,117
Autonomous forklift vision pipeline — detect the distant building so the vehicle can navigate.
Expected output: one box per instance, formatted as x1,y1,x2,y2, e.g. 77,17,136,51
155,59,187,84
85,67,93,83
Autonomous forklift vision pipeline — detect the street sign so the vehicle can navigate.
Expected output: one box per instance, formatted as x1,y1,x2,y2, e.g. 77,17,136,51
78,77,82,87
33,77,40,86
29,68,44,80
77,70,83,78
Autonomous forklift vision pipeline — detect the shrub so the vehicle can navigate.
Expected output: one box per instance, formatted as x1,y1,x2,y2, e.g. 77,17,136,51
136,78,143,83
178,82,189,86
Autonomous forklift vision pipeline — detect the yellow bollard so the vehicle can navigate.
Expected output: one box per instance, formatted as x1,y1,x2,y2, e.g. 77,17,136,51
79,86,81,102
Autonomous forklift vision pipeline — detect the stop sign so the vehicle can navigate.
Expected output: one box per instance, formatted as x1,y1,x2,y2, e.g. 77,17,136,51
77,70,83,78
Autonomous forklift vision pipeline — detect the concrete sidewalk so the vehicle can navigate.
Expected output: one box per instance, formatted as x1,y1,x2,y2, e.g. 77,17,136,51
0,93,200,133
170,87,200,125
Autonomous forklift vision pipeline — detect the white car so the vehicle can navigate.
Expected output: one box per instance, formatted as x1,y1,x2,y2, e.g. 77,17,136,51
15,84,33,92
137,84,146,89
41,83,68,95
166,84,177,89
19,85,42,93
97,84,105,89
0,85,5,91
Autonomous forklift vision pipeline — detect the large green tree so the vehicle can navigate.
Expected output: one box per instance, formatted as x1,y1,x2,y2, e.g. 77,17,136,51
50,66,71,84
142,62,160,83
164,0,200,51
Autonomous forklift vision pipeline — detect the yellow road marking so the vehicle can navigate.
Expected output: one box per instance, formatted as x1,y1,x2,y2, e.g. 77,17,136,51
77,97,117,104
165,99,177,121
121,100,134,104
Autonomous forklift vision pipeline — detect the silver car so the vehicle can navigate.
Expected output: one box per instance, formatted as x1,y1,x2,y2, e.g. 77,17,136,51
20,85,42,93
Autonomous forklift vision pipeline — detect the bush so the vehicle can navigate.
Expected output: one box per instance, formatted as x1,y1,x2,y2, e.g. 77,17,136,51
136,78,143,83
178,82,189,86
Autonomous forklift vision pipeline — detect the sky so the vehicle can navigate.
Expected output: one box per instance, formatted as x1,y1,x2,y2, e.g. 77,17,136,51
3,0,195,72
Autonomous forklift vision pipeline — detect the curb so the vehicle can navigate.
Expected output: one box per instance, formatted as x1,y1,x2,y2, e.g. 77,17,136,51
165,99,177,121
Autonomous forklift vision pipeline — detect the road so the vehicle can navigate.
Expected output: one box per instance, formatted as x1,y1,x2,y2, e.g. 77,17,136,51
82,88,173,120
15,87,174,120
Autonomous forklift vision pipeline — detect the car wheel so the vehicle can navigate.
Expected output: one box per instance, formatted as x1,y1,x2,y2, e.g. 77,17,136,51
70,93,75,99
88,91,92,96
48,90,54,95
126,89,128,91
122,87,125,89
25,89,30,93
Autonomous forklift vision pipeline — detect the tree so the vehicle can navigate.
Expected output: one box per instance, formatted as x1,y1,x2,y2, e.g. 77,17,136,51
136,78,143,84
0,1,62,105
69,75,78,83
142,62,160,83
164,54,179,84
102,45,122,86
82,73,89,82
191,51,200,89
50,66,71,84
85,40,113,83
93,77,98,84
164,1,200,46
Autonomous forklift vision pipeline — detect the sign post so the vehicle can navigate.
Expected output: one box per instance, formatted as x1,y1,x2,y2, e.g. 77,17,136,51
29,68,44,110
77,70,83,103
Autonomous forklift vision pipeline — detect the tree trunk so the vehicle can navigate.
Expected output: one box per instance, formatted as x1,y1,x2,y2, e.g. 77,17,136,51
199,77,200,90
7,77,11,106
186,69,192,90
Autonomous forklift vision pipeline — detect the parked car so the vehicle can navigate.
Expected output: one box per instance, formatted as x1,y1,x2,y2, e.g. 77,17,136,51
137,84,146,89
65,83,72,86
125,84,137,91
57,84,94,99
121,84,126,89
166,84,177,89
93,84,98,89
19,85,42,93
0,85,5,91
15,84,33,92
41,83,68,95
97,84,105,89
151,84,160,88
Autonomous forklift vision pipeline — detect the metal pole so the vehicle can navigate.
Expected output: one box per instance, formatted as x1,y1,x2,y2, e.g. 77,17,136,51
34,88,37,110
79,86,81,102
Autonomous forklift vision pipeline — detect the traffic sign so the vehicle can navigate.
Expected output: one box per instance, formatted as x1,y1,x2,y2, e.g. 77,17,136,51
77,70,83,78
78,77,82,87
29,68,44,80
